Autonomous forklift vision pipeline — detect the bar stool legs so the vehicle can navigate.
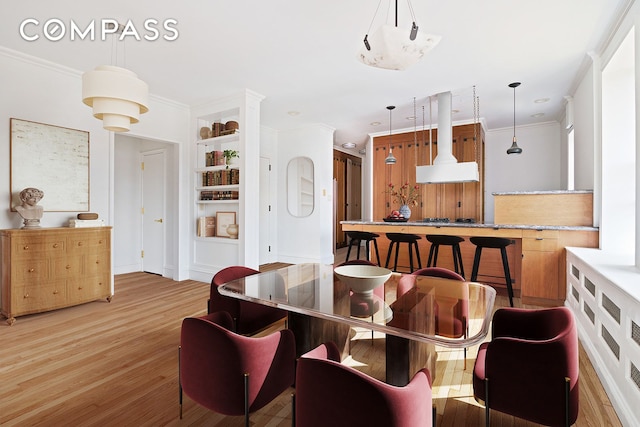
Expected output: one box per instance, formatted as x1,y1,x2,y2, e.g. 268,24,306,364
425,235,466,279
470,237,515,307
345,232,381,266
384,233,422,273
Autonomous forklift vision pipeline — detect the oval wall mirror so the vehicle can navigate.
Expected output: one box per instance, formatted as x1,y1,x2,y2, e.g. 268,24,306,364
287,157,314,217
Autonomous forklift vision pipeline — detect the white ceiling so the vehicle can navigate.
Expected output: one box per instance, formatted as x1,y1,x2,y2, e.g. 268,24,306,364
0,0,630,151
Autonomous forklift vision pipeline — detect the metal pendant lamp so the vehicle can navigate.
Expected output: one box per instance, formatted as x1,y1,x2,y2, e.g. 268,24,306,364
507,82,523,154
385,105,397,164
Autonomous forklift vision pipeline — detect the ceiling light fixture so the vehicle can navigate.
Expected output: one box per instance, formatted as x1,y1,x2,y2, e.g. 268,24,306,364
342,142,356,149
384,105,397,164
507,82,523,155
82,23,148,132
358,0,441,71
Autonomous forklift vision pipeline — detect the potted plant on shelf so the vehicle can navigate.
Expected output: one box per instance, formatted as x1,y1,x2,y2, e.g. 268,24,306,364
223,149,239,169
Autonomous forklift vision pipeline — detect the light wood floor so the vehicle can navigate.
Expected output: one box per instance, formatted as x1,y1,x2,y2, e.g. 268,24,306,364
0,267,622,426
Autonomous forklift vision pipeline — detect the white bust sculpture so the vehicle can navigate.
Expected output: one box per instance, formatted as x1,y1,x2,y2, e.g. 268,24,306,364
15,187,44,228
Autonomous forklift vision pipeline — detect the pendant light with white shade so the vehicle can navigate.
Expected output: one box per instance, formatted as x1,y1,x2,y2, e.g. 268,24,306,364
82,23,149,132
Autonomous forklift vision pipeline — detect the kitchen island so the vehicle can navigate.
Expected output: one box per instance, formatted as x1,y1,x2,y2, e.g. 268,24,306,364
341,220,598,306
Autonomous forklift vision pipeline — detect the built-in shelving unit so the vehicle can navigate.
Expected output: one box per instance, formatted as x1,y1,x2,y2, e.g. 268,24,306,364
190,90,264,279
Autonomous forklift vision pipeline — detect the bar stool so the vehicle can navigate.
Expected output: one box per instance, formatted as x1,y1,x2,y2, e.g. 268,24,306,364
385,233,422,273
469,237,515,307
345,231,381,266
425,235,466,279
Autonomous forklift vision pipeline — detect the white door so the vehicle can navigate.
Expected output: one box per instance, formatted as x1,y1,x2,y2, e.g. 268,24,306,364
259,157,271,264
142,150,165,275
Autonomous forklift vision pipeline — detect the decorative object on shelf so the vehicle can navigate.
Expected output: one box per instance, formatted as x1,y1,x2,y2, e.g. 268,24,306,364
212,122,223,137
223,149,239,169
216,211,237,238
200,127,211,139
197,216,216,237
224,121,239,132
507,82,523,155
81,24,148,132
226,223,239,239
399,204,412,220
358,0,441,70
15,187,44,229
384,106,397,164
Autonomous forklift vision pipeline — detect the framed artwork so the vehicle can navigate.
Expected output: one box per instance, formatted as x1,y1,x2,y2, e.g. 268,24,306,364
216,211,236,238
10,118,90,212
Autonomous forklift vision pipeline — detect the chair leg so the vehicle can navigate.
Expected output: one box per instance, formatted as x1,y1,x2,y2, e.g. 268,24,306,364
414,242,422,270
178,346,183,419
385,242,394,269
500,247,514,307
364,240,370,261
372,239,381,266
565,377,570,427
471,247,482,281
454,244,465,279
393,242,400,272
291,392,296,427
432,405,436,427
345,238,354,262
356,239,362,259
408,243,414,272
484,378,490,427
244,373,250,427
427,244,436,267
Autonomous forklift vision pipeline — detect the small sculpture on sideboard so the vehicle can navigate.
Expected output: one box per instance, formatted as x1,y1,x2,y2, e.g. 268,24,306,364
15,187,44,228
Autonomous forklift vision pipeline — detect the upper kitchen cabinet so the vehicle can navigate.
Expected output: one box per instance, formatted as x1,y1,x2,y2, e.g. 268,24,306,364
373,123,484,223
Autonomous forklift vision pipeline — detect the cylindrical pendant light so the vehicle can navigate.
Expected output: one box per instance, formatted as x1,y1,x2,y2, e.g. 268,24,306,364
507,82,523,154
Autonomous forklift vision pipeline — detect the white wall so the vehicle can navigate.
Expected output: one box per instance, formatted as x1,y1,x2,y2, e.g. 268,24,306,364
573,65,597,191
277,124,335,264
484,121,562,222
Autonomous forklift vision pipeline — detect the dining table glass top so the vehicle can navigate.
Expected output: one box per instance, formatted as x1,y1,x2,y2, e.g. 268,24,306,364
218,263,496,348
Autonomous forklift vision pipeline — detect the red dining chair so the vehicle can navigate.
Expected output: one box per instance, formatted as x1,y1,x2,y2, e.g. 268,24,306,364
293,341,434,427
473,307,579,426
397,267,469,366
209,265,287,335
179,311,296,426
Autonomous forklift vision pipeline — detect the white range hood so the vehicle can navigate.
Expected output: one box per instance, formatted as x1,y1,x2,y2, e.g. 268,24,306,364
416,91,479,184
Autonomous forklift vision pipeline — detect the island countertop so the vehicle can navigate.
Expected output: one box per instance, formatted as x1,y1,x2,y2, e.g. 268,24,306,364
340,220,598,232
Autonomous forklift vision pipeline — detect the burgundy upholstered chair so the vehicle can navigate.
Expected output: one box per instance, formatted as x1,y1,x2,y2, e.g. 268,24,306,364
397,267,469,366
208,265,287,335
179,312,296,426
473,307,579,426
294,342,434,427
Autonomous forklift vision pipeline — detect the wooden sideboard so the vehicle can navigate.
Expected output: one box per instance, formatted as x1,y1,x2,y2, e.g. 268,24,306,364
1,227,112,325
341,221,598,306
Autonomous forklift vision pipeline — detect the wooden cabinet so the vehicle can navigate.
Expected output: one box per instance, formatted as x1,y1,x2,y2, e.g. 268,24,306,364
520,229,598,304
373,124,484,222
1,227,112,325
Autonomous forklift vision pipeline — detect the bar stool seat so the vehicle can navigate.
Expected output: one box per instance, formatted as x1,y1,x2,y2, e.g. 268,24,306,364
385,233,422,273
425,235,465,279
345,231,381,266
469,237,515,307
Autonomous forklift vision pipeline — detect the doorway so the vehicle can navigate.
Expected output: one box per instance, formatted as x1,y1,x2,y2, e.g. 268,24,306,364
333,150,362,248
141,149,166,275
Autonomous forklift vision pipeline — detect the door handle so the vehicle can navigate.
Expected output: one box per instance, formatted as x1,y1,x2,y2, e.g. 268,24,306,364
154,218,163,223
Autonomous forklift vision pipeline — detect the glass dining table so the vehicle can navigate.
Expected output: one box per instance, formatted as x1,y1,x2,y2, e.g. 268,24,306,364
218,263,496,386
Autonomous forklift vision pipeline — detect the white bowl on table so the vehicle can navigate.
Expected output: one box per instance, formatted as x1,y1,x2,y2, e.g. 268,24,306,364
334,265,392,295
